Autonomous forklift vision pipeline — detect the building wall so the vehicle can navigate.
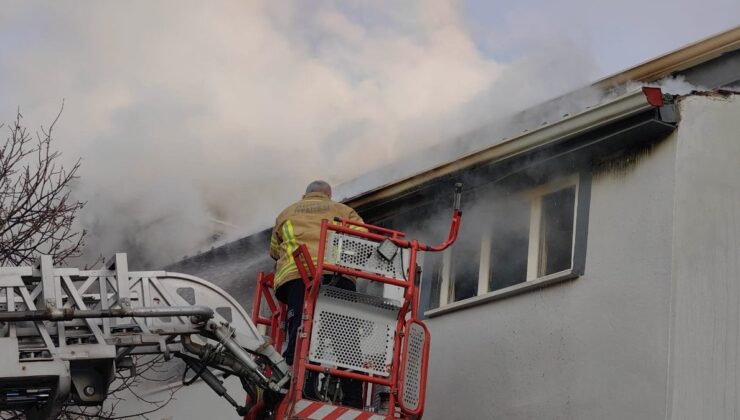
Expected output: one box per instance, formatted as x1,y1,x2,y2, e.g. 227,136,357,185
668,94,740,419
136,94,740,419
424,129,679,419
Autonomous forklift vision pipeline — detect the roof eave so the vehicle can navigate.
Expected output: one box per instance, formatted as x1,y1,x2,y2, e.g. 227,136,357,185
595,26,740,89
346,88,664,208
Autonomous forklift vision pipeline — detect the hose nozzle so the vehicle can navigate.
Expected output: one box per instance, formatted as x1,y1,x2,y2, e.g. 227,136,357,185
453,183,463,211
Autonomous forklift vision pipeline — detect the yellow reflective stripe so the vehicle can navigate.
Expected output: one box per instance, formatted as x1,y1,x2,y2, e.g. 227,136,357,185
348,220,367,232
275,256,319,282
276,257,317,278
276,220,299,282
276,263,297,279
275,263,296,281
282,220,298,257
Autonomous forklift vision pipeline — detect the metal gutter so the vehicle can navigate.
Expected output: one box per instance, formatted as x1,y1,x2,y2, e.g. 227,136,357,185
347,88,664,208
595,25,740,88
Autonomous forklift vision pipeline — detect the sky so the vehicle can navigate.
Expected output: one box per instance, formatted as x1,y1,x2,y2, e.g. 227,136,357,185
0,0,738,267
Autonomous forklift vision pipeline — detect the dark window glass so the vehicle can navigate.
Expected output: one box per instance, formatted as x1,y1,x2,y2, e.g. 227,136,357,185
425,254,443,310
452,242,479,302
447,211,482,303
489,196,530,291
398,180,578,310
539,186,576,276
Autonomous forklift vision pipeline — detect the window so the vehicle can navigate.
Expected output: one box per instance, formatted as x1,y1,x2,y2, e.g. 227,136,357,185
488,194,531,291
525,176,578,281
427,174,586,312
534,185,576,278
430,213,483,305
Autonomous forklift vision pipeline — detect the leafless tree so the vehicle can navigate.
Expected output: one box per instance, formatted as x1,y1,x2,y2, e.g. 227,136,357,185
0,104,86,266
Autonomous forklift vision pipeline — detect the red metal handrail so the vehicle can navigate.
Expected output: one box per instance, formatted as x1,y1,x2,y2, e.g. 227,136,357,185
336,218,406,238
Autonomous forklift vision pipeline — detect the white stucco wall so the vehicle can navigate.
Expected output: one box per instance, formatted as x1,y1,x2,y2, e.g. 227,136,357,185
424,127,679,419
423,94,740,420
668,94,740,419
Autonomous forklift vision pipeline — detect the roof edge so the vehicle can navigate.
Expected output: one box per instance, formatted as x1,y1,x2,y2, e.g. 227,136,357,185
346,88,662,208
595,26,740,89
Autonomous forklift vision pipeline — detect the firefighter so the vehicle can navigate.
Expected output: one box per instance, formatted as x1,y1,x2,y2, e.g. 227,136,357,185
270,180,364,408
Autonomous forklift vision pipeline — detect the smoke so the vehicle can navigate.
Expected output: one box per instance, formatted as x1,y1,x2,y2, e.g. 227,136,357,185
625,75,708,96
0,1,606,268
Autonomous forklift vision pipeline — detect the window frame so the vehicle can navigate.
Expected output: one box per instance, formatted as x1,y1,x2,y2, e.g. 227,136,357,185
526,174,579,281
425,172,590,317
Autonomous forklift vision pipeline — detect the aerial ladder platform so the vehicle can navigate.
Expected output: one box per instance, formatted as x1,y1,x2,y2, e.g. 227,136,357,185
248,184,462,419
0,184,462,419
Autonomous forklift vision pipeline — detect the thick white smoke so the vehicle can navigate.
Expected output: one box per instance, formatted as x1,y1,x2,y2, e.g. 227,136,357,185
0,1,604,267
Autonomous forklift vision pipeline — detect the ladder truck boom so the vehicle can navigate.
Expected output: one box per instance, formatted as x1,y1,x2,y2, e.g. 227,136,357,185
0,255,290,419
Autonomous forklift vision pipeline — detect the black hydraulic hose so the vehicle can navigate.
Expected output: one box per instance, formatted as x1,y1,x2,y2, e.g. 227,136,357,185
181,335,271,389
181,335,244,371
182,355,249,416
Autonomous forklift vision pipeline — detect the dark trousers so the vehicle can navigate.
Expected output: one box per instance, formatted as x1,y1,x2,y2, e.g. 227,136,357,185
276,275,363,408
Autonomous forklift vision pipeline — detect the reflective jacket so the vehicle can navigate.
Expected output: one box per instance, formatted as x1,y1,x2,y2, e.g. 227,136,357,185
270,192,365,291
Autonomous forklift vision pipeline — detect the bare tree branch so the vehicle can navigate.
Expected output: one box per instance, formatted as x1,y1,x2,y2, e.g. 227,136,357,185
0,106,183,419
55,355,182,420
0,104,86,266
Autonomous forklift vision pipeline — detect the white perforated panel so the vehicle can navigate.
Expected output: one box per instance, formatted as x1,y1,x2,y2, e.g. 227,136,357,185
401,322,427,412
309,286,401,376
324,232,408,279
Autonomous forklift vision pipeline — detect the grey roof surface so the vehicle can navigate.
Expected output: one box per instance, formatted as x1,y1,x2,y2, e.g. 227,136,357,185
166,230,273,312
335,85,609,202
